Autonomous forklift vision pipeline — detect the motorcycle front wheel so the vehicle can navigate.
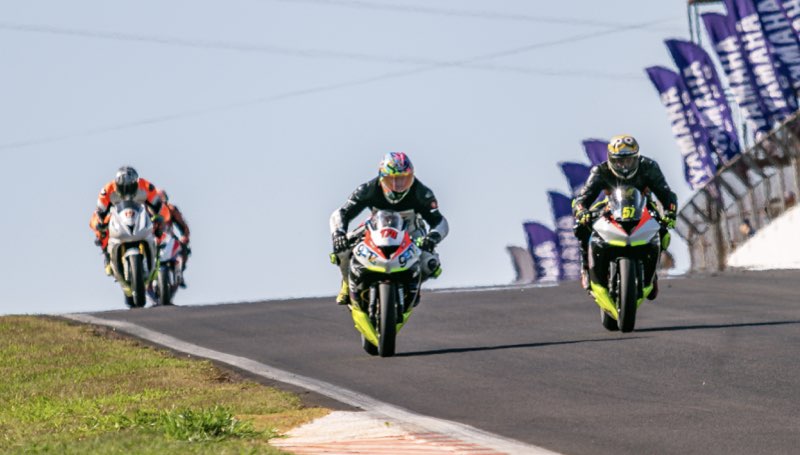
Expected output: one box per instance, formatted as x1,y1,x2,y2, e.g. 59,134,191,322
617,258,638,333
129,254,147,308
378,282,397,357
158,265,173,306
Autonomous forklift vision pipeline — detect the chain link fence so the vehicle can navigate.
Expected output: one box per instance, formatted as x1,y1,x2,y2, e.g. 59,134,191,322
675,112,800,272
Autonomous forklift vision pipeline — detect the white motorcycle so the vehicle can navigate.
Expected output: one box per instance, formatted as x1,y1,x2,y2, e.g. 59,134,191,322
345,210,423,357
147,231,183,306
107,201,158,308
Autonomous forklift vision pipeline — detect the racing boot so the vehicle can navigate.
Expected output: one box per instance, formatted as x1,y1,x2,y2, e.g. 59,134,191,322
579,249,590,291
103,252,112,276
336,280,350,305
647,274,658,300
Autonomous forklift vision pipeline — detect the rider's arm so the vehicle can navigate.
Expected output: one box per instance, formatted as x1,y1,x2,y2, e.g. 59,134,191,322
94,182,115,221
169,204,190,239
417,187,449,241
140,179,170,223
643,159,678,212
330,182,371,234
573,165,604,215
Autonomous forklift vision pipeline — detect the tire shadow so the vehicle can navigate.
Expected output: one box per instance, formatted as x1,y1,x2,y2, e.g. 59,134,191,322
636,320,800,333
396,336,644,357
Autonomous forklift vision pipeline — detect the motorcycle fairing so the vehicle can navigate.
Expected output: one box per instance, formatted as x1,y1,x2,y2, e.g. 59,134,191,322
107,202,158,293
351,304,415,348
590,282,619,320
592,209,660,248
353,213,420,273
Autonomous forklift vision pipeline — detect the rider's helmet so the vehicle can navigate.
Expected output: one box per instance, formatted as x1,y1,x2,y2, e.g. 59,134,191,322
115,166,139,198
378,152,415,204
607,135,640,180
159,190,169,203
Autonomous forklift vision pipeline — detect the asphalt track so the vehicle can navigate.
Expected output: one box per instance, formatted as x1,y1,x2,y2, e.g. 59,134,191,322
85,270,800,455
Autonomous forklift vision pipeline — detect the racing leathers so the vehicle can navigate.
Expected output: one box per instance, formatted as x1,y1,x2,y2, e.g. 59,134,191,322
330,177,449,303
89,179,170,269
572,156,677,292
163,201,191,270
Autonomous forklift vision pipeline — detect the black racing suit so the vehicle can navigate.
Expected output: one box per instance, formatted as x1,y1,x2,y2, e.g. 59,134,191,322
330,177,449,304
572,156,677,288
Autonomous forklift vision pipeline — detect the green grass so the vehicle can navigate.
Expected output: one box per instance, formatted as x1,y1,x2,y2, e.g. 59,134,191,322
0,316,328,454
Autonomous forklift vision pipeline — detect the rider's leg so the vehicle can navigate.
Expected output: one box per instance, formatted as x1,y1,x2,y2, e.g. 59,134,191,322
573,223,591,290
645,240,661,300
335,250,352,305
588,240,610,290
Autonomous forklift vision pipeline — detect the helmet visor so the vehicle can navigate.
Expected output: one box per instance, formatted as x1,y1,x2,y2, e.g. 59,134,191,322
380,173,414,193
118,181,138,198
610,155,638,174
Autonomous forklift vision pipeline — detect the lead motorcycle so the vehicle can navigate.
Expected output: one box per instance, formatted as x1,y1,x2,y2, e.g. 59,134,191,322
588,186,663,333
335,210,423,357
107,201,158,308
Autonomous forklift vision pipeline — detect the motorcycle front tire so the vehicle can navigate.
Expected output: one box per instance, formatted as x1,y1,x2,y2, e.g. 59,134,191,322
129,254,147,308
618,258,638,333
378,282,397,357
158,265,173,306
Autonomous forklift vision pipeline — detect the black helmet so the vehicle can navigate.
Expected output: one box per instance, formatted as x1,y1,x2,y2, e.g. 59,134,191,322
115,166,139,198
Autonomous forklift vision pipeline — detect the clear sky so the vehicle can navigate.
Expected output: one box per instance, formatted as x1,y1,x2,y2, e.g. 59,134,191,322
0,0,699,314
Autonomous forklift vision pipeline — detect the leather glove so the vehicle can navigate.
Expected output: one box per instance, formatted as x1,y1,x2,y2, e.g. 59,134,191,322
416,232,442,252
332,231,349,253
662,203,677,229
151,215,164,237
96,222,108,234
575,208,592,226
662,211,677,229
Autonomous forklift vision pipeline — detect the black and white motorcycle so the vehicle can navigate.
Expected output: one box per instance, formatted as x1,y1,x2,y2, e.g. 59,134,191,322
148,231,183,306
107,201,158,308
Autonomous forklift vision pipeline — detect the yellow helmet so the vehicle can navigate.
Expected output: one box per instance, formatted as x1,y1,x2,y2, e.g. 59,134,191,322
607,135,640,179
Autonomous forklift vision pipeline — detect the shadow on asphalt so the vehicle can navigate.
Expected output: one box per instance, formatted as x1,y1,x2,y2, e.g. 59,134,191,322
395,336,644,357
636,320,800,333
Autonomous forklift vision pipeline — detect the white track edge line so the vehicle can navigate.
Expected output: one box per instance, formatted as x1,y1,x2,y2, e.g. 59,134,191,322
63,313,560,455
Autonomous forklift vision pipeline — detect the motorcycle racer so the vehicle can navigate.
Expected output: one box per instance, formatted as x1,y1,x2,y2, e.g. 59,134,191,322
158,190,191,288
572,135,677,299
89,166,170,274
330,152,449,305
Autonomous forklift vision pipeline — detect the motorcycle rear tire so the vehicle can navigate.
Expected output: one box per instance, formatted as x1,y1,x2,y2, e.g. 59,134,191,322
601,310,619,331
361,335,379,356
158,265,173,306
129,255,147,308
618,258,638,333
378,282,397,357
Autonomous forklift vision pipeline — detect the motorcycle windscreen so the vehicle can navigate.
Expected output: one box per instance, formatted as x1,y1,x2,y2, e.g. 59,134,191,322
608,187,645,222
370,210,404,230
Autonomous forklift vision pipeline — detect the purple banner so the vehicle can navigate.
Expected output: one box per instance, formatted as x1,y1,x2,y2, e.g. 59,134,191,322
506,246,536,285
780,0,800,37
646,66,718,189
559,162,592,196
752,0,800,94
548,191,581,281
582,139,608,166
666,39,741,164
703,12,773,135
724,0,798,122
522,222,560,282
